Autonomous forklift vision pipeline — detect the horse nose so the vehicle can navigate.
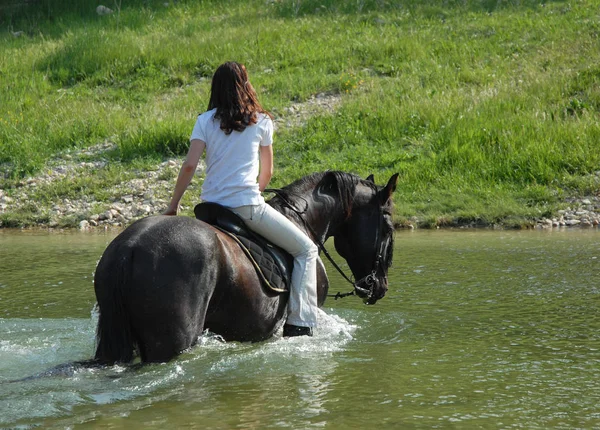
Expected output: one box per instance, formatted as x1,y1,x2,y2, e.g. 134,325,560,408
376,277,389,298
365,277,388,305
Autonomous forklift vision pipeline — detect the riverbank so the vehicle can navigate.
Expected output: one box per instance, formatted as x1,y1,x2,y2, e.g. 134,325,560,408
1,137,599,230
1,0,600,229
2,89,599,230
1,90,599,230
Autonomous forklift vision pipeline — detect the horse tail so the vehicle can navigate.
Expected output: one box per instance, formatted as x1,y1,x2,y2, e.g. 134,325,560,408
94,250,135,365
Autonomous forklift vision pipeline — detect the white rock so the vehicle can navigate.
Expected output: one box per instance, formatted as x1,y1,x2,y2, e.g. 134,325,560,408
79,220,90,230
96,5,113,15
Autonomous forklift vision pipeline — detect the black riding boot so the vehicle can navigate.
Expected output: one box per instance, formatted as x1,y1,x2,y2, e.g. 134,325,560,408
283,324,313,337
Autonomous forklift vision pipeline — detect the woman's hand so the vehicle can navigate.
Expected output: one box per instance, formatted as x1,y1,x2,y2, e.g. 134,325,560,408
163,206,178,216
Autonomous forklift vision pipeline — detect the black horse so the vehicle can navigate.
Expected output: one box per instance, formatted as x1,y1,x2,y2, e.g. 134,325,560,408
94,171,398,364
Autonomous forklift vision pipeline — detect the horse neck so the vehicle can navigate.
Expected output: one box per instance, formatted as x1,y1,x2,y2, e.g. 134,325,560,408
272,190,349,245
303,197,347,244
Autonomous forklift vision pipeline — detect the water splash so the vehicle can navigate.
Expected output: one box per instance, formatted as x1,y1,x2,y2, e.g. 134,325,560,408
0,308,358,428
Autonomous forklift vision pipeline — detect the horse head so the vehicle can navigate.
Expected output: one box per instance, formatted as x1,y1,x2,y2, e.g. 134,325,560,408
330,173,399,304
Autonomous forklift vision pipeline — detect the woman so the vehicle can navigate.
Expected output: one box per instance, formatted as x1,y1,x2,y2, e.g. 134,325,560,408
164,61,318,337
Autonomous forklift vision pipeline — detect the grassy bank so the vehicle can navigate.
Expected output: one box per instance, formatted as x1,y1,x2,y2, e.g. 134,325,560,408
1,0,599,228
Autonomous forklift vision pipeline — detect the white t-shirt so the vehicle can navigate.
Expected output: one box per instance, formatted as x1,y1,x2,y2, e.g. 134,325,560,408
191,108,273,207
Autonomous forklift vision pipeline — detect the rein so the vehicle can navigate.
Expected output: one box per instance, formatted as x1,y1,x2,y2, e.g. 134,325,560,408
265,188,381,300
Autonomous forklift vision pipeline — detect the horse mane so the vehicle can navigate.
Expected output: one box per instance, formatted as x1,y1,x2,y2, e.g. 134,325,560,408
271,171,367,219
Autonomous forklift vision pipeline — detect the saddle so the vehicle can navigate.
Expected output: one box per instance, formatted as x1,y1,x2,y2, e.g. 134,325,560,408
193,202,293,293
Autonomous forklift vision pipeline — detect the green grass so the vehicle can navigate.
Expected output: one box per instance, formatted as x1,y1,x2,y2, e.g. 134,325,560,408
1,0,600,227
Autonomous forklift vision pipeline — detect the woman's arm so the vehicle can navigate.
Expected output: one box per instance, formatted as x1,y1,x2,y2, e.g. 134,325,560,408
164,139,206,215
258,144,273,192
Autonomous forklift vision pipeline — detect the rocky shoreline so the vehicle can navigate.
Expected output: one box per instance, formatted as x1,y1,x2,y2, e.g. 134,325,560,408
0,141,182,229
3,153,599,231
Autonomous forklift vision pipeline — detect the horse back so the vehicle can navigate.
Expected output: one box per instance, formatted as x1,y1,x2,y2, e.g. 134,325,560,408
94,215,287,363
94,215,222,362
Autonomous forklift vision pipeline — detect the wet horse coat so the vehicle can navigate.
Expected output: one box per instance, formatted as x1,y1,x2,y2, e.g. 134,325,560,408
93,171,398,363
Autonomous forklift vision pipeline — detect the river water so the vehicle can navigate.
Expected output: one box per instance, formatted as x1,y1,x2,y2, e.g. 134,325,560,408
1,228,599,429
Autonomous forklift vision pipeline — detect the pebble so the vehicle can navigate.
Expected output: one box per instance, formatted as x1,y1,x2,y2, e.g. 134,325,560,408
98,211,112,221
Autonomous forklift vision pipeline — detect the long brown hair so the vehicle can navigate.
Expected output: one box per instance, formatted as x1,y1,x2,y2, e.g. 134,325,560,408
207,62,272,135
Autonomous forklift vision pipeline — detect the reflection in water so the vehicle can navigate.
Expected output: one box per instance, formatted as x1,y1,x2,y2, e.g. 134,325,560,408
1,229,600,428
0,230,113,319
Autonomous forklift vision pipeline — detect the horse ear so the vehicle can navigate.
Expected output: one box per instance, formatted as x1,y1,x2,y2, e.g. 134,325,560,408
366,174,375,183
379,173,399,204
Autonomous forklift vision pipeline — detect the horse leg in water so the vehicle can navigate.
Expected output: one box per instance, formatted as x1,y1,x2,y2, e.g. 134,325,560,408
94,217,221,364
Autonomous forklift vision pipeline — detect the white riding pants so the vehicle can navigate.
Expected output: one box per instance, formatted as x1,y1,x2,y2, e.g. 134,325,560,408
230,203,319,328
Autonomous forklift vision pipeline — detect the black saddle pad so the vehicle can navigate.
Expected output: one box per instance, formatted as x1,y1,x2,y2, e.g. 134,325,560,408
194,202,293,293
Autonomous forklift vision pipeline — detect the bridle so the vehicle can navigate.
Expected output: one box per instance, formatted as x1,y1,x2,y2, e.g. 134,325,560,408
347,204,389,302
265,188,388,301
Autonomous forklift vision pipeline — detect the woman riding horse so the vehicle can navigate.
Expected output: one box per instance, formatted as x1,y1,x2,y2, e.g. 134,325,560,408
93,62,399,364
164,62,318,338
